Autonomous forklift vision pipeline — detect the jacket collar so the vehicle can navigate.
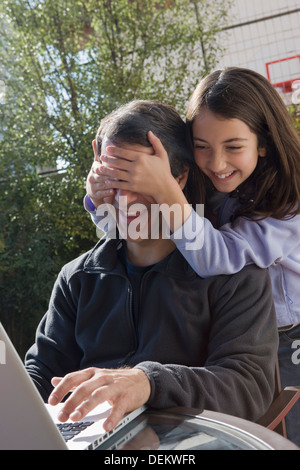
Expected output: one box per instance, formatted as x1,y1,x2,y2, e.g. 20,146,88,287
83,236,197,280
83,237,124,274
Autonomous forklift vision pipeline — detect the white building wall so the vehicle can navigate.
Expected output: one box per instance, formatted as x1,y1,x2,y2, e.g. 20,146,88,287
217,0,300,103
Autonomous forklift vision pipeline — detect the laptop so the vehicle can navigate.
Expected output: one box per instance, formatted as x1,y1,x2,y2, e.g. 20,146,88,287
0,323,146,450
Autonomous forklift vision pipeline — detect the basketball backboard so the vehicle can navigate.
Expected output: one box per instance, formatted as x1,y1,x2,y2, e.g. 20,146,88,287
266,56,300,105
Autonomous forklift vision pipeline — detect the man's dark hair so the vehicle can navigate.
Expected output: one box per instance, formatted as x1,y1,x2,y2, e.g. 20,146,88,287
95,100,194,178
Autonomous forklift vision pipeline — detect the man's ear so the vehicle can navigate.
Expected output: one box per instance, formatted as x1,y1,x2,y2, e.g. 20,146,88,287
176,167,189,190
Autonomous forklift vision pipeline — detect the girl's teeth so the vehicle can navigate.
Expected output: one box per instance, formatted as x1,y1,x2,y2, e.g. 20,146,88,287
215,171,234,179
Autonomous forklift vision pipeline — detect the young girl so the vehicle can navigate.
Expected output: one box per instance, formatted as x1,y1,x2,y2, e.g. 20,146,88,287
85,67,300,445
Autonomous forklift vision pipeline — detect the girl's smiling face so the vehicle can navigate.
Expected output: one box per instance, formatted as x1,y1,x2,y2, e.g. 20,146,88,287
192,107,266,193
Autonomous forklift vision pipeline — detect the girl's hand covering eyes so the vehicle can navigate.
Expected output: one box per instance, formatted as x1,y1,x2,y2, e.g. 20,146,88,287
98,131,174,202
86,132,191,232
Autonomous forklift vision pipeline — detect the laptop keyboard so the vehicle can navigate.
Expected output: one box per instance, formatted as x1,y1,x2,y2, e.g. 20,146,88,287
57,421,95,442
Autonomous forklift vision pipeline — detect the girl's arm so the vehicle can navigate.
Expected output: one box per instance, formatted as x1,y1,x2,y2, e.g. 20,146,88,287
172,208,300,276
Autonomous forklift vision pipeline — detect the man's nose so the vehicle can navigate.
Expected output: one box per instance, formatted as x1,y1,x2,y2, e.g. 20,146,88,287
115,189,138,208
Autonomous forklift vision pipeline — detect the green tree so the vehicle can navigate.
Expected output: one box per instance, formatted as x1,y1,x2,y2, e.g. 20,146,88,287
0,0,231,356
288,104,300,136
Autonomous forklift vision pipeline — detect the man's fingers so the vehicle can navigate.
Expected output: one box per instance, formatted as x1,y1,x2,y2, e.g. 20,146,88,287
69,385,112,422
49,368,150,428
57,384,95,422
103,400,128,432
51,376,63,387
48,368,94,407
50,369,115,422
68,388,128,430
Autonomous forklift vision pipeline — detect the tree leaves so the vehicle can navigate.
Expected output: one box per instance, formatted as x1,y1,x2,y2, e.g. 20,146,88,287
0,0,231,355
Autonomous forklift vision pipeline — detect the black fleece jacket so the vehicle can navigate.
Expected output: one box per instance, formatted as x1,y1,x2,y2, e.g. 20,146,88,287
25,237,278,421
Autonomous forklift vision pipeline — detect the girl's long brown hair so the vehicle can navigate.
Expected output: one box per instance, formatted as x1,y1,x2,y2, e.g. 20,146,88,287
186,67,300,220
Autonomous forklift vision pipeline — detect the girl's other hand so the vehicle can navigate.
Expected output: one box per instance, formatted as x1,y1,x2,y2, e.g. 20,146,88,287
86,161,116,207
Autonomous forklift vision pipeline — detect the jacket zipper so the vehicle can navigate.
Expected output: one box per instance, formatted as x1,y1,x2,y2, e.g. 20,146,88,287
85,268,138,362
119,279,139,366
137,269,155,332
120,269,155,365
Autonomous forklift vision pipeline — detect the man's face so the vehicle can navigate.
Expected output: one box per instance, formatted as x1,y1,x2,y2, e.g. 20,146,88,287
101,137,159,243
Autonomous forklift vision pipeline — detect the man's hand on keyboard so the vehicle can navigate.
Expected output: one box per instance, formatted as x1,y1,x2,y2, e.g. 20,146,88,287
48,367,151,431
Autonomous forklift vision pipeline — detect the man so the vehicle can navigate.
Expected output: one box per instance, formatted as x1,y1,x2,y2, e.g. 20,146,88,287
25,100,278,433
